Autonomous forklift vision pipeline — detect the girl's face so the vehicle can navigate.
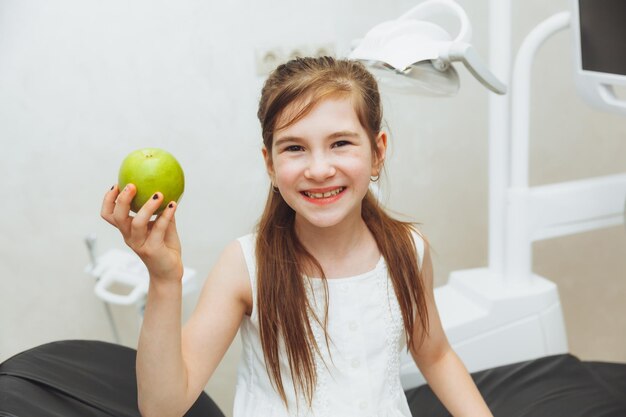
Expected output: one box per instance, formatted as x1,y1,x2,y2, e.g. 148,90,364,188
263,96,386,231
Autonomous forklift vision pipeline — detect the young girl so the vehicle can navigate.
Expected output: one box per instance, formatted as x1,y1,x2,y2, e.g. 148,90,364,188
101,56,493,417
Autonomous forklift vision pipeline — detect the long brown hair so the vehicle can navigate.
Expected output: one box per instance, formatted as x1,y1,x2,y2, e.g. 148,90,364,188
255,56,429,409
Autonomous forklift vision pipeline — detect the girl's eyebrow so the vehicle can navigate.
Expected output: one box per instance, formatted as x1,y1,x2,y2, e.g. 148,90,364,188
327,130,360,140
274,131,360,147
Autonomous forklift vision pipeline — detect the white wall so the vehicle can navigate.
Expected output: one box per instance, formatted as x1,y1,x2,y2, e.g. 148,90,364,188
1,0,624,415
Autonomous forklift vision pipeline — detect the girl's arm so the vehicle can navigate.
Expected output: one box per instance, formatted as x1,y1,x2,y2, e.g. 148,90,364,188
101,185,250,417
137,240,250,417
409,242,493,417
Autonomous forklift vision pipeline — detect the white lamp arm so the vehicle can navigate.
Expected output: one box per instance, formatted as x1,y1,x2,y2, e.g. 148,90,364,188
398,0,472,43
445,42,507,94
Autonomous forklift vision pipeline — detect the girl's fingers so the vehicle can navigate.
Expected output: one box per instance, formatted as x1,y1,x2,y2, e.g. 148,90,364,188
163,207,180,247
101,184,119,225
112,183,136,236
129,192,164,244
102,184,179,259
146,201,178,247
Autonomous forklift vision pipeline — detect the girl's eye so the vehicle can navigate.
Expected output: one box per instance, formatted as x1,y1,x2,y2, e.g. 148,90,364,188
285,145,304,152
332,140,350,148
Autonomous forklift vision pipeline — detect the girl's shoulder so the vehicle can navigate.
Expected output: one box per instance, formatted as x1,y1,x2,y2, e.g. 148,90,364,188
408,226,426,268
211,237,254,316
235,233,256,274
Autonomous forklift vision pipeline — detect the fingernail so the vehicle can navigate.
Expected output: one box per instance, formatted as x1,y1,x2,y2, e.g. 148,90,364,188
168,203,174,208
152,193,159,200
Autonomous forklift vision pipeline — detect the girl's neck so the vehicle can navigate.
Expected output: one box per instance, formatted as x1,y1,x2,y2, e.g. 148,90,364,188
294,213,378,277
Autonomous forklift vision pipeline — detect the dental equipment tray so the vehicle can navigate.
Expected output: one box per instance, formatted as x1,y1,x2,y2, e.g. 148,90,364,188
1,341,625,416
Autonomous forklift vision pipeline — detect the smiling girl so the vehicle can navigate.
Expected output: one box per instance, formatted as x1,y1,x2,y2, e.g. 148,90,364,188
101,56,492,417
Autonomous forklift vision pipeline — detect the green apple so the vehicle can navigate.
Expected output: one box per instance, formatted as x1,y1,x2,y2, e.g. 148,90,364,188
118,148,185,214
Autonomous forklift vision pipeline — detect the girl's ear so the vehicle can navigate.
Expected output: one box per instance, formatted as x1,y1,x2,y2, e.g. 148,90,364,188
262,146,276,180
372,131,387,176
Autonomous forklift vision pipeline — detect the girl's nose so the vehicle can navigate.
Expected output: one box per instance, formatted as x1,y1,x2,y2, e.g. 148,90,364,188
304,154,336,181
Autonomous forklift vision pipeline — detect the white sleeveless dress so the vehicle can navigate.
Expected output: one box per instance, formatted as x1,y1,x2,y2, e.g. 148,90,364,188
233,232,424,417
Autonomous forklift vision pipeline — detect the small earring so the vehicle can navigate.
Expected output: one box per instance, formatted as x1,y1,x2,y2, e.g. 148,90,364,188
272,184,280,193
370,174,380,182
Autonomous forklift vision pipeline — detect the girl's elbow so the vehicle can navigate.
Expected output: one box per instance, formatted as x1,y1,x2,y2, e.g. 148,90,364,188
137,399,180,417
137,401,154,417
411,339,453,369
137,397,161,417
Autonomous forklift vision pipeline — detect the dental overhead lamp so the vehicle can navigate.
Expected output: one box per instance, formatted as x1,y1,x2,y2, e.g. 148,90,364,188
349,0,506,96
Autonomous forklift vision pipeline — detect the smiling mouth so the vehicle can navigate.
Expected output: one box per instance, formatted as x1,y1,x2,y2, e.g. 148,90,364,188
302,187,345,199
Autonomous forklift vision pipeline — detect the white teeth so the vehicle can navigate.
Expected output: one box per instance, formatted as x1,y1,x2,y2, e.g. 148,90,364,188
304,187,344,199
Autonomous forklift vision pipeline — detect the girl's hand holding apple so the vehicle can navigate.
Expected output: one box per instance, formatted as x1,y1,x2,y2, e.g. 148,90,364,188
101,163,184,285
101,148,185,284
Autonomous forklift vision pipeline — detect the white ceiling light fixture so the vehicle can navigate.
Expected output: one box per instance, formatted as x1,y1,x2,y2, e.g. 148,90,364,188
350,0,506,96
